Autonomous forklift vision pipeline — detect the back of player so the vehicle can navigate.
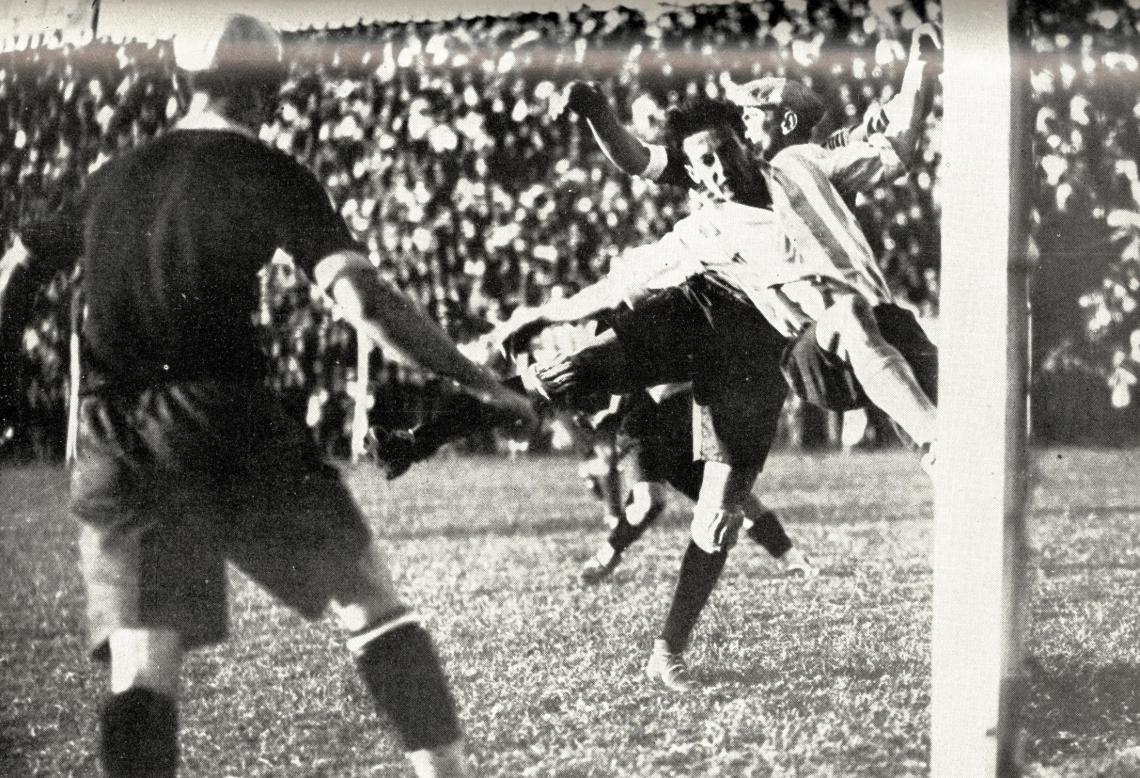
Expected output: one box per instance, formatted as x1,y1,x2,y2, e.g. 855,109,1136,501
16,15,526,778
77,132,346,387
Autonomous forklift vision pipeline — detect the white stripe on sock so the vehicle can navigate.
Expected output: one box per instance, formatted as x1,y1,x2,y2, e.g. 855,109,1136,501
346,612,421,655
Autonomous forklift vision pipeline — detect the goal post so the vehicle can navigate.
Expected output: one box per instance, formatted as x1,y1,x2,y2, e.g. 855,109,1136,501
931,0,1032,775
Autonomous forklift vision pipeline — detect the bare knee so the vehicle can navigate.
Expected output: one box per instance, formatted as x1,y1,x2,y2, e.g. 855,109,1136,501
627,481,667,526
330,544,409,635
109,627,183,696
689,463,757,553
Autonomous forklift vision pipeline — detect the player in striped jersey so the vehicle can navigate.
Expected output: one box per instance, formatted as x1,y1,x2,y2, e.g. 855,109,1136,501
728,22,942,457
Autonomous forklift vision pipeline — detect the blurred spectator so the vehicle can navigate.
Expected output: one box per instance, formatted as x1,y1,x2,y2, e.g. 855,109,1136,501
1022,0,1140,441
2,1,943,458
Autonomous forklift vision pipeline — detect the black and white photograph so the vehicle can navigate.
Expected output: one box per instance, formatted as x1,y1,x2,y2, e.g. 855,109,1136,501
1,0,1138,775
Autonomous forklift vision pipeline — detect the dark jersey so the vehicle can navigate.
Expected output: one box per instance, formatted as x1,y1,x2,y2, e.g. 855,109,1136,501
24,129,359,388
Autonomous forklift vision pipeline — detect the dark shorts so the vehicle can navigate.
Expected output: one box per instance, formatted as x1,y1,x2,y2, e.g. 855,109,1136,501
616,390,703,499
610,281,788,470
71,381,397,659
781,303,939,412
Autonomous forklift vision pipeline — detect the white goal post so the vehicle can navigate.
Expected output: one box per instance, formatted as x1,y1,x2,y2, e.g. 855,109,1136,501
931,0,1032,775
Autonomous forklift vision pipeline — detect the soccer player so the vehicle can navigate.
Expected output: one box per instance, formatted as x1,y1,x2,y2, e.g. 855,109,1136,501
561,21,941,458
6,15,535,778
724,26,942,457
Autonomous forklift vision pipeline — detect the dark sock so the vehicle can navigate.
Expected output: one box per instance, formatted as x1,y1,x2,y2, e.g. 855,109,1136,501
659,541,729,654
607,501,664,555
99,688,179,778
745,508,793,558
356,623,462,752
413,378,530,457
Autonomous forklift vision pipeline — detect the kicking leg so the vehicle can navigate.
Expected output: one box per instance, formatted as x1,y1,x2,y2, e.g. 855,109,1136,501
816,295,937,448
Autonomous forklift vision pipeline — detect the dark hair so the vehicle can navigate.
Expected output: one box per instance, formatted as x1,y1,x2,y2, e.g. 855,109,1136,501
663,96,748,148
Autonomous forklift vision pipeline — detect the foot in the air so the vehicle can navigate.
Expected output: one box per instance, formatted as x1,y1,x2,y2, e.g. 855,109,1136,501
644,639,693,692
580,546,622,584
364,427,418,480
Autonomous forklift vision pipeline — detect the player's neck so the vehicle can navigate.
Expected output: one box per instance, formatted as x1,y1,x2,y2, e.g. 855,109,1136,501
175,94,261,141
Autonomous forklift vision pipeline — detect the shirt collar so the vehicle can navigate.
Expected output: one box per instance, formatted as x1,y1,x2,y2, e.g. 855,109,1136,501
173,107,260,142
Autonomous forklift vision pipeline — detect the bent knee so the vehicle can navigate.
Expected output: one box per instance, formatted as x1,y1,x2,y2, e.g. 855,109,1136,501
330,545,407,634
689,504,744,554
627,482,667,527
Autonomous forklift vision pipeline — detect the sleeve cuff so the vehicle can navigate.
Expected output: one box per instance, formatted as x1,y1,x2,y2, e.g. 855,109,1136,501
642,143,669,180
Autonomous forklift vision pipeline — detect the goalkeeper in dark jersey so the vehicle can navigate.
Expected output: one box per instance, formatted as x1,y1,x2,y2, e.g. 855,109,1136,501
2,15,534,778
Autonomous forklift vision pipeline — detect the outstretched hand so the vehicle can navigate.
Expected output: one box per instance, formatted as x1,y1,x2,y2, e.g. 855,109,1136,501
492,308,552,358
910,22,942,75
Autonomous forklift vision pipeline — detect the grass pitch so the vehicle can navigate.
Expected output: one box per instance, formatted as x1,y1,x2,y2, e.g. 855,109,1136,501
2,448,1139,776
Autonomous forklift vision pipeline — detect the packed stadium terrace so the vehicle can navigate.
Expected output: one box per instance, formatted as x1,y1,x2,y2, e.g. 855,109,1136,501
1021,0,1140,441
2,0,1134,455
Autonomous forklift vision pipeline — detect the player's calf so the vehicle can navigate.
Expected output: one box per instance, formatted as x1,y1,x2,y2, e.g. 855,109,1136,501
581,480,669,582
99,627,183,776
100,687,179,778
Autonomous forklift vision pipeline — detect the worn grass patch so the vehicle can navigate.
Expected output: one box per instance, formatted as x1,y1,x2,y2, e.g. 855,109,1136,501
1,447,1137,776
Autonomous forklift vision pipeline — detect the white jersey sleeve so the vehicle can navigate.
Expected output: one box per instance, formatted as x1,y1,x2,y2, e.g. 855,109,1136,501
794,135,905,196
607,240,704,308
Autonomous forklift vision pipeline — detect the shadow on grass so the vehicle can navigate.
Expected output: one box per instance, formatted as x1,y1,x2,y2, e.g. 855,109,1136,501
0,718,36,771
1022,660,1140,762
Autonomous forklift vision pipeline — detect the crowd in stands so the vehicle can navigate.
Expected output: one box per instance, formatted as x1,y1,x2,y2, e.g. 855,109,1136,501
4,0,947,460
1022,0,1140,441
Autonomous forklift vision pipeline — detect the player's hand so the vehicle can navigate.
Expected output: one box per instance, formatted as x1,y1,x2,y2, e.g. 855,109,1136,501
493,309,552,358
532,353,581,397
470,378,540,431
560,81,606,119
910,22,942,74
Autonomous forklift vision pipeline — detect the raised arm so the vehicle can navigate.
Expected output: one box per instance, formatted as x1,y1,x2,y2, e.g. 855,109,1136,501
826,23,940,168
561,82,655,177
493,275,628,357
877,22,942,167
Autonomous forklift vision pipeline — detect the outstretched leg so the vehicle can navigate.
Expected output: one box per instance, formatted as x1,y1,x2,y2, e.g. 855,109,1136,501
815,295,936,448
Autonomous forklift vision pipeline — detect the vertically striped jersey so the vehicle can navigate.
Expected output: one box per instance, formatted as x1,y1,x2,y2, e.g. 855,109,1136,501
763,136,903,307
